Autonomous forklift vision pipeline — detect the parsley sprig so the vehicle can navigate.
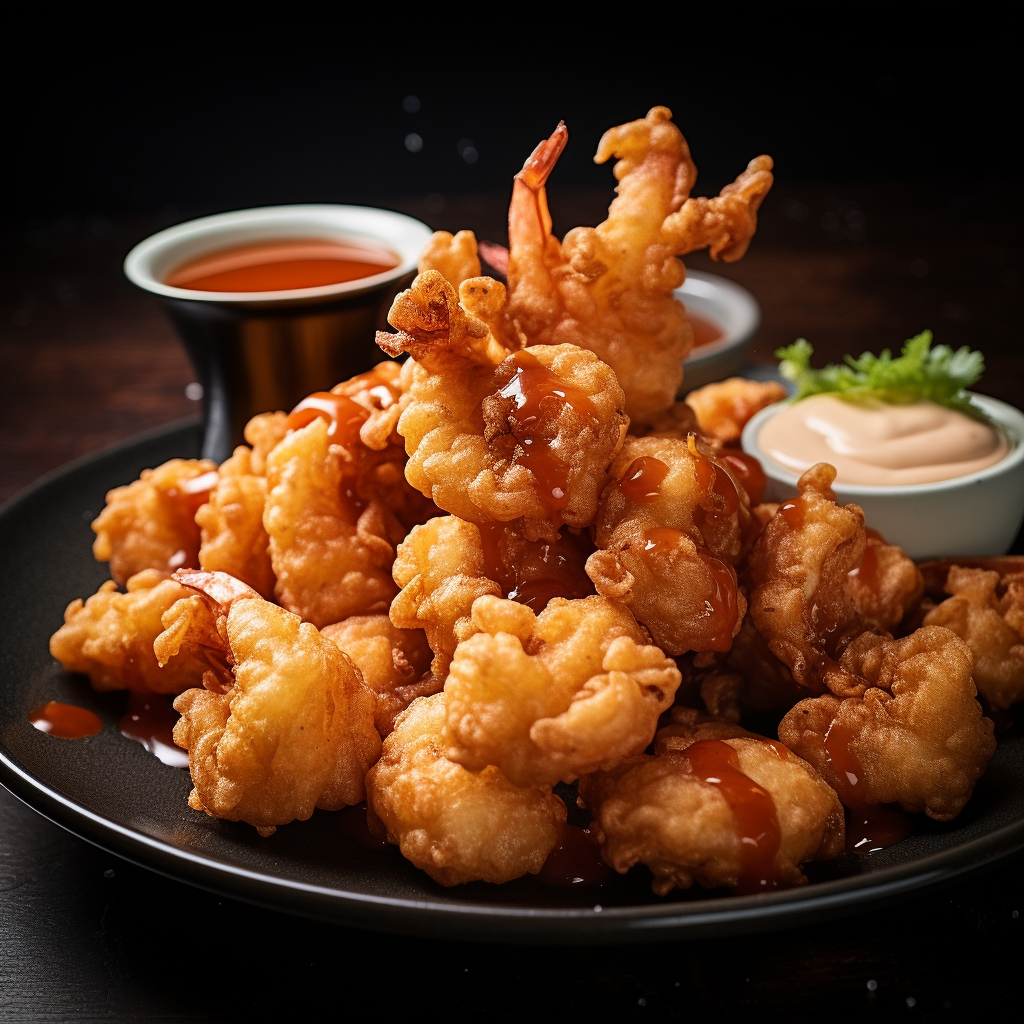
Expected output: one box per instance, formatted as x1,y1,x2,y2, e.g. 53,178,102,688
775,331,984,414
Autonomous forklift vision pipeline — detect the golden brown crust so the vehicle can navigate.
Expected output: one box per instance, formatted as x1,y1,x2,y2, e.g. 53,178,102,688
779,627,996,821
444,594,680,788
366,693,564,885
92,458,218,585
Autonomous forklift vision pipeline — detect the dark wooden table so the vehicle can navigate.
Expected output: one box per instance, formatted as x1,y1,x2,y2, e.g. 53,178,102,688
1,184,1021,1021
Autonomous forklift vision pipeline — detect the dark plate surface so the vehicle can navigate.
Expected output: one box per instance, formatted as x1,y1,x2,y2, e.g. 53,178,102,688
1,420,1022,944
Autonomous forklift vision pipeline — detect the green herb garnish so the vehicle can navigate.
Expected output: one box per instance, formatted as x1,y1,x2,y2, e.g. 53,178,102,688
774,331,984,414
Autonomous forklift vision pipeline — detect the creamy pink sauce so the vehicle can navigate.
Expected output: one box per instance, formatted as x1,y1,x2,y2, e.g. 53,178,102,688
759,394,1010,485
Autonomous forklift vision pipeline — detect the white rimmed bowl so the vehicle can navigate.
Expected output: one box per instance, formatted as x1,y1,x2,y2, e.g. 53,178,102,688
742,393,1024,560
676,270,761,392
123,205,432,461
124,204,431,307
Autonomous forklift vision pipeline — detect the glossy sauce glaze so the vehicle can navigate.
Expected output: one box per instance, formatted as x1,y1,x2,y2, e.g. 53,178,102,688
682,739,783,893
537,824,612,887
287,391,370,445
165,239,399,293
619,456,668,503
492,351,599,511
824,719,912,853
29,701,102,739
642,528,739,651
759,394,1009,486
477,523,595,611
118,693,189,768
720,450,767,505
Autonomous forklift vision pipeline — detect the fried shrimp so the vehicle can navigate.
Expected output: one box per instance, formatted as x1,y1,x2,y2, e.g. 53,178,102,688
579,708,843,895
92,458,218,585
846,531,923,634
366,692,565,885
744,464,870,696
779,627,995,821
390,516,501,682
49,569,212,694
321,614,434,737
377,270,627,540
506,107,773,425
922,562,1024,709
417,229,482,288
263,416,400,628
585,435,749,655
196,445,276,599
445,594,680,788
164,570,381,833
683,377,788,443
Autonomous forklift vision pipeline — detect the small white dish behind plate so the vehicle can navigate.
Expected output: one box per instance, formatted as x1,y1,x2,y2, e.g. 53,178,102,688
676,270,761,391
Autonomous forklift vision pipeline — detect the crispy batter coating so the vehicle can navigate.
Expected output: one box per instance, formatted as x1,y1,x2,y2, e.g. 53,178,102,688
847,533,923,634
390,516,501,682
264,417,400,628
506,107,773,425
923,563,1024,709
366,692,565,886
243,412,289,475
391,514,596,682
377,270,627,540
579,709,843,895
684,377,788,443
585,435,749,655
166,571,381,832
196,446,276,599
744,464,869,697
92,458,218,585
322,614,435,737
49,569,213,694
779,627,996,821
445,594,680,788
417,229,482,288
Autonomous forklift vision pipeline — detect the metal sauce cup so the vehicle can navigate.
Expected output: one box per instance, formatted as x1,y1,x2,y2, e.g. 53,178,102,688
124,205,432,461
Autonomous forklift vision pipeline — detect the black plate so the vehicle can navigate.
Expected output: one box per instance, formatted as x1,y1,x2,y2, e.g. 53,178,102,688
1,420,1022,944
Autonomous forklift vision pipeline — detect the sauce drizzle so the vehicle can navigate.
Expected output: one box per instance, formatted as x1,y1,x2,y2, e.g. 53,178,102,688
619,457,668,503
824,719,912,853
119,693,189,768
29,701,102,739
682,739,782,893
537,824,611,887
493,351,598,511
287,391,369,445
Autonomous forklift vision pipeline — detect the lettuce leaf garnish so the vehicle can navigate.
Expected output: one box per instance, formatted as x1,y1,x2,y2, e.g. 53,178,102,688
774,331,984,414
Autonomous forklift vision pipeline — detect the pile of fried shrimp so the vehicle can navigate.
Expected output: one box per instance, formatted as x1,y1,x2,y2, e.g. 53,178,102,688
50,107,1022,896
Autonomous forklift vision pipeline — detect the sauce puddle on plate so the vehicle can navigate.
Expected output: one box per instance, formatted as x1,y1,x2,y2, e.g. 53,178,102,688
119,693,189,768
29,701,102,739
165,238,400,292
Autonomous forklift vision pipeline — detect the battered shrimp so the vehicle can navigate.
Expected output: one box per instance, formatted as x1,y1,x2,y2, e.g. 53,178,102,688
163,570,381,833
377,271,627,541
506,107,773,425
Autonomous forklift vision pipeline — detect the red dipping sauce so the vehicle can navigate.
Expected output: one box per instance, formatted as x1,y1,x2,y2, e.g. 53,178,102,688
689,313,724,349
165,238,400,292
29,701,102,739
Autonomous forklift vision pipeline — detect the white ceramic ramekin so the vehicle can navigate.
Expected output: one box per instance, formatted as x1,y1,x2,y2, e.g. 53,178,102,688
124,204,432,307
676,270,761,391
741,393,1024,560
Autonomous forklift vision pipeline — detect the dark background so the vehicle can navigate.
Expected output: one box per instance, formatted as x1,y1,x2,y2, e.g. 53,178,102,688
2,5,1018,220
1,6,1021,1021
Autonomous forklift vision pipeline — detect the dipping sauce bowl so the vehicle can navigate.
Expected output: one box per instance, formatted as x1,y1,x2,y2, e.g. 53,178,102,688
125,205,432,461
742,393,1024,560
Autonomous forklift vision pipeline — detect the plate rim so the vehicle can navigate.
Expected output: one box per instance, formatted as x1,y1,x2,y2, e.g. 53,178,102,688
2,420,1022,944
